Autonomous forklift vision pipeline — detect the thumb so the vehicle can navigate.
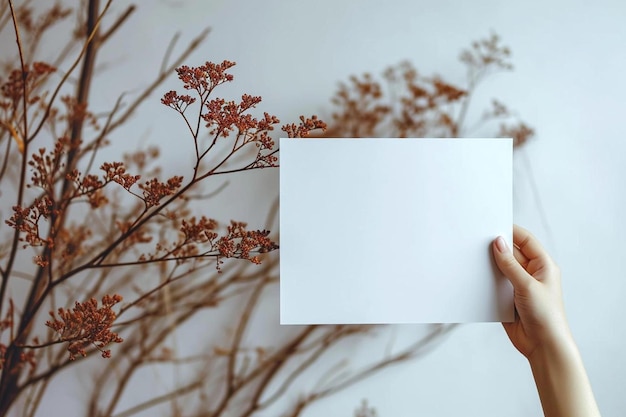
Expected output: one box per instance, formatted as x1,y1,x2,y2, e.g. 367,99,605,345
492,236,531,289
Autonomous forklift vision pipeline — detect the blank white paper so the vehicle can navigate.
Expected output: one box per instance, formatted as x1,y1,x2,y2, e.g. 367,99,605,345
279,138,513,324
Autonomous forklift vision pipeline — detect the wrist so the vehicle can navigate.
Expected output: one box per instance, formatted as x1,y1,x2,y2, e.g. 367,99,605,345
527,333,601,417
528,332,579,369
528,325,578,366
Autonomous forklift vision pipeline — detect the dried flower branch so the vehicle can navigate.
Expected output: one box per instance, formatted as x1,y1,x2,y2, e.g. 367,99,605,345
45,294,123,360
1,1,329,415
0,3,532,417
323,32,533,143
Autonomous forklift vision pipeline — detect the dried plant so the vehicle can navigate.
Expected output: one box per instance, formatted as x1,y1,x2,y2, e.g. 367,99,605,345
324,32,534,146
0,2,530,417
325,32,536,417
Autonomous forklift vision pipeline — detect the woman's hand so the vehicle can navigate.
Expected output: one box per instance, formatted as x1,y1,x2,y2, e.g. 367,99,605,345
492,224,571,358
492,225,601,417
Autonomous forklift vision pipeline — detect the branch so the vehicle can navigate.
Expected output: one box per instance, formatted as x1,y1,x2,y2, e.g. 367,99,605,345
115,271,193,321
26,0,113,143
99,4,136,44
61,0,101,198
160,31,180,75
111,379,203,417
18,339,65,350
310,324,454,400
83,93,125,176
254,326,369,413
99,279,243,416
227,277,268,392
0,127,13,181
211,326,317,416
4,0,113,379
1,0,30,316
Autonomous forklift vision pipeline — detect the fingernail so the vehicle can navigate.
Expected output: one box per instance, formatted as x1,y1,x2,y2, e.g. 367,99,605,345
495,236,509,253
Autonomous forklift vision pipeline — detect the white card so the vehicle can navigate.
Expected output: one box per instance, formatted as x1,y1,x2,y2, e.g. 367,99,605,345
279,138,513,324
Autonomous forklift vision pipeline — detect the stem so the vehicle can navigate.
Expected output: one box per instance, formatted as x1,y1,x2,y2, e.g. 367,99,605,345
0,0,30,321
455,79,475,136
211,326,316,417
99,5,136,44
0,2,111,414
0,4,31,413
227,277,268,392
61,0,100,196
111,380,203,417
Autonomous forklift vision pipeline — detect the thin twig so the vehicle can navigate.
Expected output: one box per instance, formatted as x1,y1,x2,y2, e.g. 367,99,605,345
99,4,136,44
0,0,31,338
112,379,203,417
211,326,316,416
255,327,363,412
314,324,454,398
160,32,181,75
227,277,269,391
0,127,13,182
84,93,125,176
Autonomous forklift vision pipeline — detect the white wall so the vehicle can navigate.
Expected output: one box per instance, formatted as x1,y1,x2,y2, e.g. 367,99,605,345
18,0,626,415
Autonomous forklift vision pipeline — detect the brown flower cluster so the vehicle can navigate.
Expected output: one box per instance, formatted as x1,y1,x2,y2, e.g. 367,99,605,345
0,62,55,105
281,115,328,139
160,60,236,118
101,162,141,190
166,216,220,262
323,33,533,144
28,138,70,190
66,169,108,208
5,197,54,248
459,32,513,79
59,95,100,130
180,216,218,244
215,221,278,267
139,176,184,208
46,295,124,360
140,218,278,270
203,94,262,137
162,60,326,170
498,122,535,148
72,160,182,208
13,2,71,38
0,61,55,154
327,61,467,138
161,90,195,112
175,60,235,94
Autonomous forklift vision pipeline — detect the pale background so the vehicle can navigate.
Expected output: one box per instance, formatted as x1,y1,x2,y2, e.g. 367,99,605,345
13,0,626,415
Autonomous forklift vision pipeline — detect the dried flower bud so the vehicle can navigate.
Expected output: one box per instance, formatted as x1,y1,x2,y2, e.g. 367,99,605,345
46,295,124,361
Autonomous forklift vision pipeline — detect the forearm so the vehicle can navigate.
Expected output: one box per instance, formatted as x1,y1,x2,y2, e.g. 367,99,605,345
529,336,601,417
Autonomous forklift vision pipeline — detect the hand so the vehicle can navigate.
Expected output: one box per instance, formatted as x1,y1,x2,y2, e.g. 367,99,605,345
492,225,601,417
492,225,572,359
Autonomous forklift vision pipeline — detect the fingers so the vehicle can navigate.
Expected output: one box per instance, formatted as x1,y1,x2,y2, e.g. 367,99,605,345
494,225,555,289
512,225,551,265
513,245,529,268
493,236,532,289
